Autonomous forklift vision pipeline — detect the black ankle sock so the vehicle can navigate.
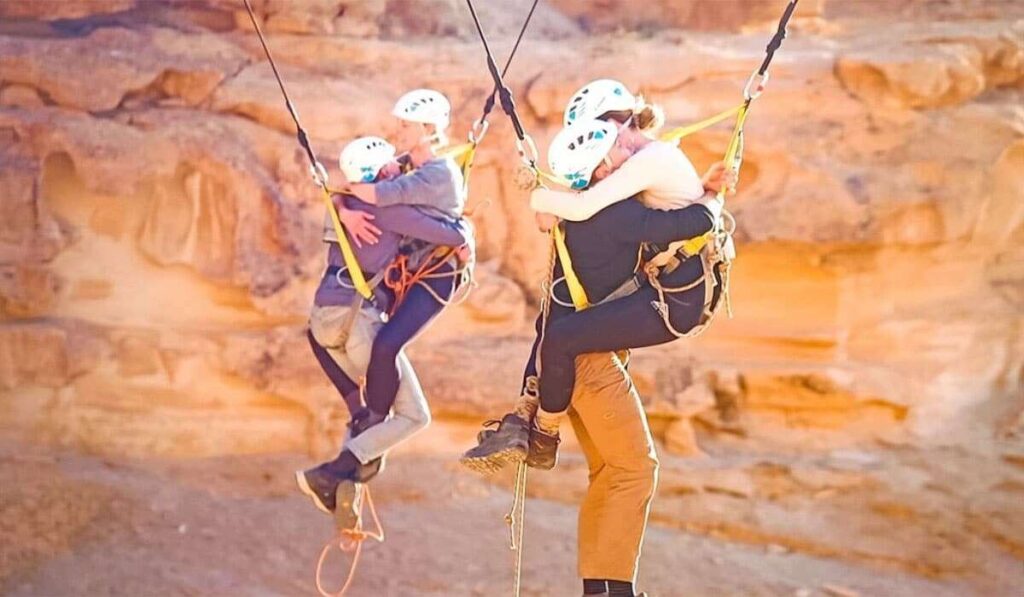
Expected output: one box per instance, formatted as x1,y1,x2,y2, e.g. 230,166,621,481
607,580,634,596
325,450,360,479
583,578,607,594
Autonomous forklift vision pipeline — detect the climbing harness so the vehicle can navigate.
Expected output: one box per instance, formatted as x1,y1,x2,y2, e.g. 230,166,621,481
383,246,473,316
241,0,373,303
313,484,385,597
642,0,800,338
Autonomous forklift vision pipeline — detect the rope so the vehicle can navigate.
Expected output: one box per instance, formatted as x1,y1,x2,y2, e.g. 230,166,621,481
240,0,373,301
314,485,385,597
382,248,474,314
475,0,541,129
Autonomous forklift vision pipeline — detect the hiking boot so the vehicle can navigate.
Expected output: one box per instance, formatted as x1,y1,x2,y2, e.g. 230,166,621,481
295,463,343,514
526,425,560,470
333,479,362,531
460,413,530,474
353,455,384,483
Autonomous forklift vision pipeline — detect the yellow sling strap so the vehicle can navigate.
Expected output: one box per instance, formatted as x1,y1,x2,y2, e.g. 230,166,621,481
322,187,373,300
659,103,745,144
551,224,590,310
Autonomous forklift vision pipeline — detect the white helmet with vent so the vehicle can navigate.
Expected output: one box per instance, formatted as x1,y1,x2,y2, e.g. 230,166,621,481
563,79,635,127
339,136,396,184
392,88,451,131
547,120,618,190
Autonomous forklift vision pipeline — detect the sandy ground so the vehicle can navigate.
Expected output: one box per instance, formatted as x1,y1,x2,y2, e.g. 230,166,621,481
0,424,992,597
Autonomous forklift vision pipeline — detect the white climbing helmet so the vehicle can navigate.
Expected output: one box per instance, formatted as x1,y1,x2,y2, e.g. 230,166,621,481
339,136,396,184
392,88,451,131
563,78,636,127
547,120,619,190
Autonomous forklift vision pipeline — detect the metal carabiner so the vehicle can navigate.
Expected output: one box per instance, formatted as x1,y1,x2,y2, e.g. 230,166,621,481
743,70,770,101
515,134,540,169
468,118,490,145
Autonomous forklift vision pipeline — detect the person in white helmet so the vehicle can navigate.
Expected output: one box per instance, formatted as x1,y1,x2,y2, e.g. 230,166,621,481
299,124,474,524
535,78,732,226
463,114,729,597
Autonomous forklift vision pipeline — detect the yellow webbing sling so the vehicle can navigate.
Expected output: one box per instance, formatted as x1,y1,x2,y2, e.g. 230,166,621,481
322,187,373,300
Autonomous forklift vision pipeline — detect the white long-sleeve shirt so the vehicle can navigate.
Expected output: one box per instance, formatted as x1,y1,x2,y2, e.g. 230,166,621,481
530,141,705,220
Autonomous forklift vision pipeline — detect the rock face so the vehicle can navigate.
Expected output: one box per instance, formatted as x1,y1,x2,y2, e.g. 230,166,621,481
0,1,1022,589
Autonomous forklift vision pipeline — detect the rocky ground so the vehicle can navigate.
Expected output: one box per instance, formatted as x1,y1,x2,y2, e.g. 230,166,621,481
3,423,1018,597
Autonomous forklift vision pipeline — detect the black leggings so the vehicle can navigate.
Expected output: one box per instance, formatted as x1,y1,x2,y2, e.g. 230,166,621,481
363,268,456,415
538,278,712,413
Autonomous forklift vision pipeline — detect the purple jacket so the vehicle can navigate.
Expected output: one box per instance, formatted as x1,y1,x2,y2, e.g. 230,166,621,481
313,198,472,309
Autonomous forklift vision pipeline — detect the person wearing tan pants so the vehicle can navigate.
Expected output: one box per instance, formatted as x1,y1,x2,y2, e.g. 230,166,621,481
568,352,659,583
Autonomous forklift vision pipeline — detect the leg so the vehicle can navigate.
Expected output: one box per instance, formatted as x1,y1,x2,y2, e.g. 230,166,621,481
539,283,705,413
568,402,608,595
307,329,361,414
345,351,430,464
571,352,659,584
363,277,449,415
337,308,432,465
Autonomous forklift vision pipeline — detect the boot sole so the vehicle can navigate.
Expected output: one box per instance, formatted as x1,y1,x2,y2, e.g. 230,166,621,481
294,470,332,515
333,481,360,531
459,446,527,475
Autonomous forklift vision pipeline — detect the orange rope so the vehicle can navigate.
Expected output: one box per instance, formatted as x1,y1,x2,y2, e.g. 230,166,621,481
314,485,385,597
383,248,457,316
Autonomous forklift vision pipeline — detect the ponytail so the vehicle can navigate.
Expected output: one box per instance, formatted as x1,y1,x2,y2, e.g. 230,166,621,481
598,95,664,137
632,95,664,135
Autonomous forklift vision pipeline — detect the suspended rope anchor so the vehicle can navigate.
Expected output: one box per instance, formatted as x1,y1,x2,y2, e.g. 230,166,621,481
240,0,375,303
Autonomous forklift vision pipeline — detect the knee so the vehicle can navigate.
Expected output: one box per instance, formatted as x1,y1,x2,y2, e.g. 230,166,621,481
397,391,431,430
370,333,403,363
411,400,432,429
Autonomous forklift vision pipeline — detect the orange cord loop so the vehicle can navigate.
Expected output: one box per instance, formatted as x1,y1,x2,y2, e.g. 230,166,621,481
314,485,385,597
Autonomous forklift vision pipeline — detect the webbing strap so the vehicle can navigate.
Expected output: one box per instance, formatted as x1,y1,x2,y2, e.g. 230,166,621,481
241,0,372,300
660,104,744,144
551,225,589,310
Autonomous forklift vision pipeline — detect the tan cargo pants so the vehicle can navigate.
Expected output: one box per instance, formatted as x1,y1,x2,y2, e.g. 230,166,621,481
309,304,431,464
566,352,659,583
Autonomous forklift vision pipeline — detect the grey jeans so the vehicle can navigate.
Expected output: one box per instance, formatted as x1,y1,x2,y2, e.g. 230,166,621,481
308,304,431,463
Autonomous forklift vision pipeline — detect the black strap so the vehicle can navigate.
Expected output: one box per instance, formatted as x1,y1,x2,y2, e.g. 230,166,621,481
464,0,531,145
757,0,799,76
241,0,320,172
476,0,540,126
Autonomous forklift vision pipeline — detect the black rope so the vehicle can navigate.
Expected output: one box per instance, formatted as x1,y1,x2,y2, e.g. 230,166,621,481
757,0,799,76
477,0,540,126
464,0,529,143
241,0,320,171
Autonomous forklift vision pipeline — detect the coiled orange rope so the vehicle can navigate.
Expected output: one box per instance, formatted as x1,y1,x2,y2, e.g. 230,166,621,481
314,485,384,597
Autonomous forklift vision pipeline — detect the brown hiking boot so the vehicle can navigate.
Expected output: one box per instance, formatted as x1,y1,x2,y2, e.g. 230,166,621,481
526,425,560,470
460,413,529,474
333,479,362,531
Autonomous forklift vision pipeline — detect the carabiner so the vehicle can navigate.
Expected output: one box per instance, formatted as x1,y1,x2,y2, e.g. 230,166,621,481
743,71,770,101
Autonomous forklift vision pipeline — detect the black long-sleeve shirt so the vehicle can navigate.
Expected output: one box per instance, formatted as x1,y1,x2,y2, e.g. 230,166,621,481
521,199,714,386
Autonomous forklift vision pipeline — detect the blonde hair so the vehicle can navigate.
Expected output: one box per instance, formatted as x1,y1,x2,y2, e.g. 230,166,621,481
601,94,665,137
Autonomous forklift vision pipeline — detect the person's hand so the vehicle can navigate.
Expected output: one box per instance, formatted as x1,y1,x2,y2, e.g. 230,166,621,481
347,182,377,204
701,161,737,195
336,201,381,247
378,160,401,180
535,211,558,233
